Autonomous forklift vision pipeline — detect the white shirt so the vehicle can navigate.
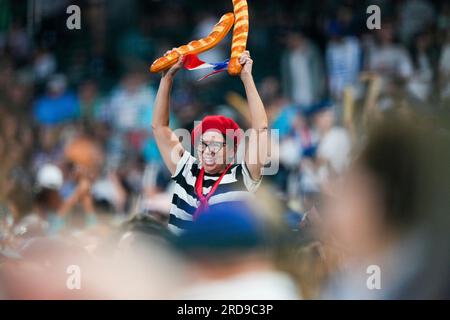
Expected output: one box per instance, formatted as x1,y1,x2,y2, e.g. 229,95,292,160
317,127,351,176
326,37,361,98
178,270,301,300
290,49,313,106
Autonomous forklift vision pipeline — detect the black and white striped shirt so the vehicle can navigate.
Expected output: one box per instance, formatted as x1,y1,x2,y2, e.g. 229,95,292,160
168,151,261,234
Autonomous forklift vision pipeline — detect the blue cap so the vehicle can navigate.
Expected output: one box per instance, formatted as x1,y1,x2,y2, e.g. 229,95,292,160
173,202,267,255
302,145,317,159
303,99,334,118
327,20,344,37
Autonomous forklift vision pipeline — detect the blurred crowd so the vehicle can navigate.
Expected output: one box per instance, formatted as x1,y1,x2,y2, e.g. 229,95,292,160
0,0,450,299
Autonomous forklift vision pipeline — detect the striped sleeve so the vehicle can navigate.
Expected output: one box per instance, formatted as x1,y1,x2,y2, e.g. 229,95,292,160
171,151,195,179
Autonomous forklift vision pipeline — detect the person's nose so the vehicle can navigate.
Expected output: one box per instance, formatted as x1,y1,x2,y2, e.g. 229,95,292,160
204,147,214,156
208,148,216,156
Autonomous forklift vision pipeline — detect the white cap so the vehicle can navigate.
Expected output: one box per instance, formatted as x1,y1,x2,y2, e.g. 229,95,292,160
36,164,63,190
92,178,118,206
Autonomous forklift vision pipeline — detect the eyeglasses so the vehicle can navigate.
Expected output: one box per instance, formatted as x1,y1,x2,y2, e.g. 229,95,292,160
198,140,226,153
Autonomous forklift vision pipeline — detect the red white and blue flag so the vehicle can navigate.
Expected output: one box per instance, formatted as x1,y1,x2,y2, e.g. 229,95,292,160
182,54,229,81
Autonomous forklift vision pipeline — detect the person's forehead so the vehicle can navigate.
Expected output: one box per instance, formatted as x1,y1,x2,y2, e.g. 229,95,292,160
314,108,334,118
201,130,224,142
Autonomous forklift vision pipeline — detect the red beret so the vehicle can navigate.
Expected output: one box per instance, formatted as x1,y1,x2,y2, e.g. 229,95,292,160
192,115,243,146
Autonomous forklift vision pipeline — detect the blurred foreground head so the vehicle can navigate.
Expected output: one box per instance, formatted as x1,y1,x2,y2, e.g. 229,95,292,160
33,164,64,216
328,112,449,250
174,201,300,299
1,226,184,299
174,202,268,262
323,110,450,298
64,136,104,175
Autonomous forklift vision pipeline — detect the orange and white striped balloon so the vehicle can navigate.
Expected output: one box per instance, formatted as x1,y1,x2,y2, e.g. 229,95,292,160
228,0,249,76
150,13,235,73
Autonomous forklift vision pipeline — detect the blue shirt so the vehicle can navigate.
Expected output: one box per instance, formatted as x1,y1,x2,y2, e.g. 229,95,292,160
34,92,80,125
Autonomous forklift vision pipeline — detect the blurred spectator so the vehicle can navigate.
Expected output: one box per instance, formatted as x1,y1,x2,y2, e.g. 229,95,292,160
407,31,437,102
437,2,450,32
321,113,450,299
78,79,108,125
139,165,172,225
398,0,435,45
32,47,57,84
438,30,450,100
309,102,351,184
258,77,290,123
31,127,64,173
33,74,80,126
16,164,65,236
175,202,301,299
325,21,362,100
278,110,319,198
106,71,156,165
7,22,30,64
116,16,155,72
281,30,325,107
279,111,318,169
367,22,413,99
0,0,12,50
91,170,127,215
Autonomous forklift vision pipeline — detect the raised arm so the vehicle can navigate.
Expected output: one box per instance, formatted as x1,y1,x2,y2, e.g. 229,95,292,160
151,57,185,175
240,51,269,180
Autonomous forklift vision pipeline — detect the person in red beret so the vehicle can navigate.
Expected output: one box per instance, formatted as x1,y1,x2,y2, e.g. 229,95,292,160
152,51,269,234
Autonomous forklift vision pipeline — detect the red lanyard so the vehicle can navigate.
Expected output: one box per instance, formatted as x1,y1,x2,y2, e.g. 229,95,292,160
193,163,233,220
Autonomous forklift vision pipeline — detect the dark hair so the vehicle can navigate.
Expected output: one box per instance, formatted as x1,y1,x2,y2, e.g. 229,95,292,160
121,215,171,241
409,30,439,79
357,115,428,230
33,187,61,211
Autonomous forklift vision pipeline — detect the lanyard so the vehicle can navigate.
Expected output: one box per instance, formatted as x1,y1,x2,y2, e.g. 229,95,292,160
193,163,233,220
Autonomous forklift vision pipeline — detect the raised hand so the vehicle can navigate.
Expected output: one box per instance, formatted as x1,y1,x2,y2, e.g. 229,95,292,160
161,50,184,79
239,50,253,81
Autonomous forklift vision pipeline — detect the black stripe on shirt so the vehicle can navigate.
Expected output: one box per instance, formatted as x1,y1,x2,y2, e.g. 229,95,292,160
174,173,198,200
169,214,193,229
171,193,197,215
176,164,240,195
